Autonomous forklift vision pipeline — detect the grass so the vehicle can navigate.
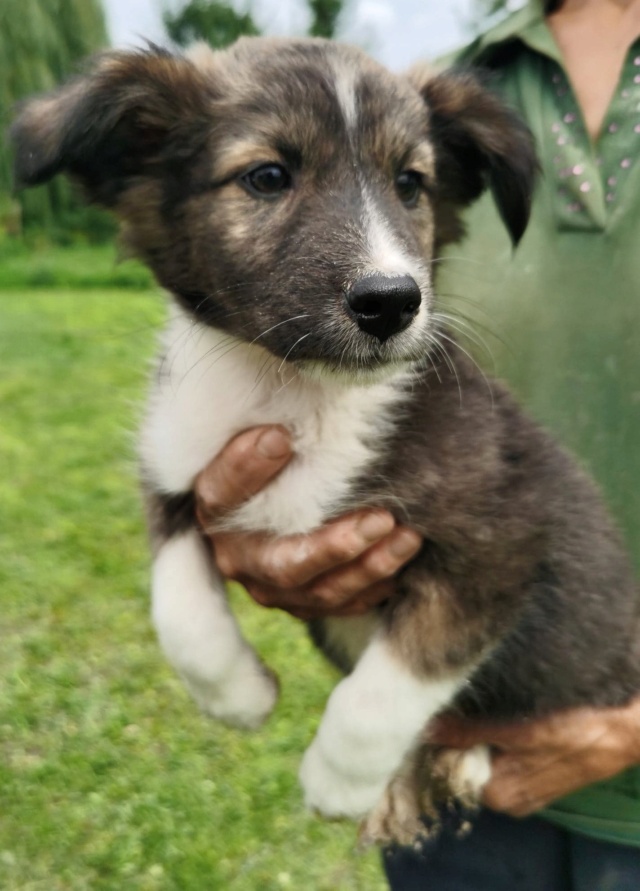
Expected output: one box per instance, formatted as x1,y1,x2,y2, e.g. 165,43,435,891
0,271,387,889
0,238,154,290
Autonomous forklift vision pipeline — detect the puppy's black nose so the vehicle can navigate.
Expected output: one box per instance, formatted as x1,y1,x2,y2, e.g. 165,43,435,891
345,274,421,342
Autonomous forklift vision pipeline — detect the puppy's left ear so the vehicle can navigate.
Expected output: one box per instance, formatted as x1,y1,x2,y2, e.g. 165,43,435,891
409,66,538,247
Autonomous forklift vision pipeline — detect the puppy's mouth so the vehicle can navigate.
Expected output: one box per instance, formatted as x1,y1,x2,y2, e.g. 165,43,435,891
248,288,431,382
282,274,430,377
290,321,429,383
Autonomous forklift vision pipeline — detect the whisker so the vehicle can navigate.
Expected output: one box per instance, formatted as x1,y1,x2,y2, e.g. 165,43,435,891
277,332,312,375
436,329,495,410
248,314,310,346
432,312,497,372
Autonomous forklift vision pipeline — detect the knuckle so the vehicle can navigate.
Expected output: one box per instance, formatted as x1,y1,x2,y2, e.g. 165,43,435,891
362,549,397,580
485,784,516,814
263,538,316,589
195,470,228,515
277,572,299,591
308,583,343,608
214,545,237,579
262,556,297,590
324,534,359,565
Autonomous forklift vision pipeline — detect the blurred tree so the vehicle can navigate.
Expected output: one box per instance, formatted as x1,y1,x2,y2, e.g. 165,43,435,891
164,0,260,49
165,0,346,49
0,0,109,237
308,0,344,38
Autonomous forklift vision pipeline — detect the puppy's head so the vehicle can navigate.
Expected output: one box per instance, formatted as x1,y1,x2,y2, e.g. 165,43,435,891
12,38,536,380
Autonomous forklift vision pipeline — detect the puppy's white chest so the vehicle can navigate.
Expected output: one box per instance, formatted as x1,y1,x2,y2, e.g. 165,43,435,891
141,312,405,535
230,384,389,535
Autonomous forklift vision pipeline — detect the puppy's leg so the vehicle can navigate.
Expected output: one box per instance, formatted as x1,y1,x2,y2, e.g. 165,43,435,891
152,528,278,729
299,632,470,819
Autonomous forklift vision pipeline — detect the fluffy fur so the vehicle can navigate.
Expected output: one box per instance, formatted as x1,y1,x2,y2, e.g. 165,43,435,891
13,37,640,845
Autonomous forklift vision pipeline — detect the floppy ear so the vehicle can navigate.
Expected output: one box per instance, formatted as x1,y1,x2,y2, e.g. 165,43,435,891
11,46,215,207
409,65,538,247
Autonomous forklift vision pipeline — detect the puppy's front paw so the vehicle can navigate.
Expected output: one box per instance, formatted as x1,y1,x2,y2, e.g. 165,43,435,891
299,737,386,819
186,658,279,730
431,744,491,808
359,770,427,848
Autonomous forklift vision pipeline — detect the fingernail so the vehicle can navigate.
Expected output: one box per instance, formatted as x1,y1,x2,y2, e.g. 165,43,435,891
388,529,422,559
357,512,395,541
256,427,291,459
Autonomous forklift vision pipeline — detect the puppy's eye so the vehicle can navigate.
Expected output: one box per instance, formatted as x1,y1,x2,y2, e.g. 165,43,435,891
395,170,424,208
240,164,292,198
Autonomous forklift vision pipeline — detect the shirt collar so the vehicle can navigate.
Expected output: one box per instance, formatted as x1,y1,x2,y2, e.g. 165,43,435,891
460,0,562,66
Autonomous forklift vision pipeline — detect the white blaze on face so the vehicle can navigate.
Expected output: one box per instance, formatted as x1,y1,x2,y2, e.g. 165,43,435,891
331,56,360,134
329,54,433,339
361,188,417,277
360,189,432,333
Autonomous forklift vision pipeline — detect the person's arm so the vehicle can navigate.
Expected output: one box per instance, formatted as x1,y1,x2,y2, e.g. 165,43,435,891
195,425,422,621
430,700,640,817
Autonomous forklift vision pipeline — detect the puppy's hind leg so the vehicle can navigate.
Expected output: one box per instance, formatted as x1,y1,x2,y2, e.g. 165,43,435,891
152,527,278,729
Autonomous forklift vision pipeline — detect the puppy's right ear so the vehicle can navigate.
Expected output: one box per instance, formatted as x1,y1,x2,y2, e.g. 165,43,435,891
11,47,215,206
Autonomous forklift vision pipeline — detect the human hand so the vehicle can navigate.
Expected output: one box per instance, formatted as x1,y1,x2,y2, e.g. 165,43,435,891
195,425,422,620
430,699,640,817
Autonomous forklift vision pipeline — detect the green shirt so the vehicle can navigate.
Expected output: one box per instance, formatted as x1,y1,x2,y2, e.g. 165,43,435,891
439,0,640,848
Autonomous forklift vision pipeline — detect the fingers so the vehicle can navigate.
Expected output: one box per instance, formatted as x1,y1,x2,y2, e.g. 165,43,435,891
195,426,292,525
213,515,421,619
482,756,542,816
196,426,423,621
306,526,422,604
242,578,395,621
428,714,537,750
481,749,584,817
214,510,397,589
430,708,632,818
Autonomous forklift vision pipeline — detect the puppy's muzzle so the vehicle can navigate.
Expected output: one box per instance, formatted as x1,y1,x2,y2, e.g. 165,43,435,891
345,274,421,342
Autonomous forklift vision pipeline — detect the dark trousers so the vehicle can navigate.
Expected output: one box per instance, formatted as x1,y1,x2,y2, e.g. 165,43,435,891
382,810,640,891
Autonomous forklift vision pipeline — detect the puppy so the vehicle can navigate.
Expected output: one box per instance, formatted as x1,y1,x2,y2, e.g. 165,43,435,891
13,37,640,845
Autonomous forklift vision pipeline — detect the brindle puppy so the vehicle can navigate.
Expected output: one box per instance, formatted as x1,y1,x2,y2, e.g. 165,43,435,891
12,38,640,845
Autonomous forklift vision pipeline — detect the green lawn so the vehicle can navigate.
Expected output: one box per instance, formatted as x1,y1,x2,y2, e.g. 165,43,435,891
0,263,386,889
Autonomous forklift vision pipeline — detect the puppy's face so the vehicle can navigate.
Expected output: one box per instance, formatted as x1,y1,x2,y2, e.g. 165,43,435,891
12,39,536,379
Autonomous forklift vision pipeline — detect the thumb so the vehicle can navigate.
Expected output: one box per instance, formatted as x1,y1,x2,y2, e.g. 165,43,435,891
195,425,292,526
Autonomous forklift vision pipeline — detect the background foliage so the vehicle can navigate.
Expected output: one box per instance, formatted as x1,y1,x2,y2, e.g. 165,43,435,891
165,0,345,49
0,0,109,239
164,0,261,49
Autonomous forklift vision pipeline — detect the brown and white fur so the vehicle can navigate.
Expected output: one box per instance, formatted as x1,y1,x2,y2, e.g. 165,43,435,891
12,38,640,845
